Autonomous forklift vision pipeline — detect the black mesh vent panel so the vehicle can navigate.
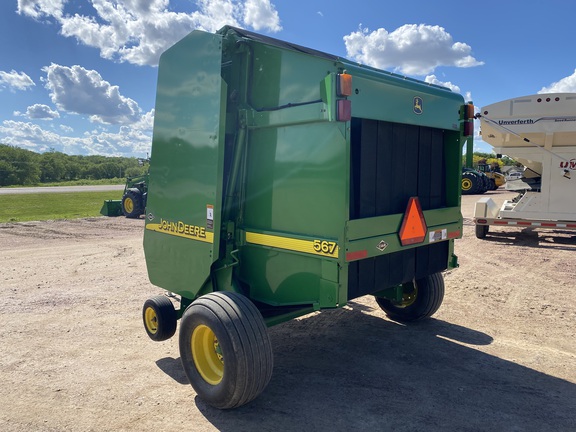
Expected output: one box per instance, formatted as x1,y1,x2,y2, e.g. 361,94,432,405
348,118,448,300
350,118,446,219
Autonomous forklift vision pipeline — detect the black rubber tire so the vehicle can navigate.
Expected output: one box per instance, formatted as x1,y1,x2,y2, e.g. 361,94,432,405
490,179,498,191
461,171,479,195
142,295,177,342
475,224,489,239
179,291,273,409
122,188,144,218
481,174,490,193
374,272,445,322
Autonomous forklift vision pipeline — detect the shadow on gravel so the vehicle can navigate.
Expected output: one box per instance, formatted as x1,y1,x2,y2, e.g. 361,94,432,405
155,357,189,385
189,303,575,432
480,228,576,251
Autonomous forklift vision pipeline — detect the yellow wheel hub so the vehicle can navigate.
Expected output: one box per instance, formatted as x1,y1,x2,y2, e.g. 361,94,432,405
124,197,134,213
397,282,418,308
462,178,472,191
144,307,158,334
192,325,224,385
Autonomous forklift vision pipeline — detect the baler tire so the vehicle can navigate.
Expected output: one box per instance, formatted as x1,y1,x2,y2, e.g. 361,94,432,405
374,272,445,322
179,291,273,409
475,224,489,239
122,188,144,218
143,295,177,342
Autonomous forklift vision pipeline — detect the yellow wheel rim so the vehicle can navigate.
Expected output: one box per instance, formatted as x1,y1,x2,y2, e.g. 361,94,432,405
191,325,224,385
124,197,134,213
144,307,158,334
397,282,418,308
462,178,472,191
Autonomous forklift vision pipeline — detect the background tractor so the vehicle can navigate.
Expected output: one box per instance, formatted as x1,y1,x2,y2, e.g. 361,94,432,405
100,173,148,218
476,158,506,190
461,167,490,195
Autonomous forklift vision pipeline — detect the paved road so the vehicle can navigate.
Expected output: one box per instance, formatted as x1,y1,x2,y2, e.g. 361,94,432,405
0,185,125,195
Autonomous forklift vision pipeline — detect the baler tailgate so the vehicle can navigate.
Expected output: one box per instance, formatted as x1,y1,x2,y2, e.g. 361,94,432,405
143,31,227,299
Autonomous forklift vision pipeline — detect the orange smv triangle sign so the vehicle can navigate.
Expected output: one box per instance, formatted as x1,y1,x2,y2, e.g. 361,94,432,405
399,197,427,246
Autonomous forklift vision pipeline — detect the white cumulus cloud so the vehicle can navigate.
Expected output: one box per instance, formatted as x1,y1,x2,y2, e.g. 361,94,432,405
539,69,576,93
24,103,60,119
18,0,282,66
17,0,65,19
0,120,64,152
243,0,281,31
344,24,484,75
0,118,153,157
0,70,36,91
424,75,461,94
42,63,141,125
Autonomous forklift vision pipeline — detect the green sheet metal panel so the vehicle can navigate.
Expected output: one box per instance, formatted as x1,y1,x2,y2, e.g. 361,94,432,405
236,40,348,308
343,71,463,130
143,31,226,299
247,37,333,111
243,121,347,236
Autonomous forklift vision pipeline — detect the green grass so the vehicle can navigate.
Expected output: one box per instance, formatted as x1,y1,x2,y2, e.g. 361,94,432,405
0,191,123,222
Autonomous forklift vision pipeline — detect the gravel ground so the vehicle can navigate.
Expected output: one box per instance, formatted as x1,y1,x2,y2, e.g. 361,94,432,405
1,190,575,431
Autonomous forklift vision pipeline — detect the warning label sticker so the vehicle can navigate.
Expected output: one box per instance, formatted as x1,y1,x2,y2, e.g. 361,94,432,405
207,205,214,230
429,229,447,243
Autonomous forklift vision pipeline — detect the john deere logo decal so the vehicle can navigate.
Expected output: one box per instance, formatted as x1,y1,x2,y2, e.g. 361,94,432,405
413,96,423,115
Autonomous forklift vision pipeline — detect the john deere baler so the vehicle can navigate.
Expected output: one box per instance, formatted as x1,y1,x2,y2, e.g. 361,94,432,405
142,26,468,409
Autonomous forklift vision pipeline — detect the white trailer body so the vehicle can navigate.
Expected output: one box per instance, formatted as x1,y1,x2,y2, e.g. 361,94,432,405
474,93,576,238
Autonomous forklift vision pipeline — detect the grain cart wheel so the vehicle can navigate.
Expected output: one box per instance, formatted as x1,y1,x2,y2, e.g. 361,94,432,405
179,291,273,409
475,224,489,239
461,172,478,195
143,295,177,341
122,188,144,218
375,272,445,322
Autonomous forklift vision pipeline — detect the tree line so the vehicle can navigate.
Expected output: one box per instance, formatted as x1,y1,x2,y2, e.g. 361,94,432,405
0,144,148,187
464,152,518,168
1,143,518,188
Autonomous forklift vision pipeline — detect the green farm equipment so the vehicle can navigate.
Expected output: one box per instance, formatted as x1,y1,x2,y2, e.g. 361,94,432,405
476,160,506,190
461,167,491,194
461,162,506,195
460,135,506,194
141,26,469,409
100,173,148,218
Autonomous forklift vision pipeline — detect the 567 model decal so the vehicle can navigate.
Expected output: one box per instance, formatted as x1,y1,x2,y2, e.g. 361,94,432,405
246,232,339,258
313,240,338,255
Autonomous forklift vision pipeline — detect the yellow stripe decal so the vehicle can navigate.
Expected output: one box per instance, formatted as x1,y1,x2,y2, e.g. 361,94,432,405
246,232,339,258
146,221,214,244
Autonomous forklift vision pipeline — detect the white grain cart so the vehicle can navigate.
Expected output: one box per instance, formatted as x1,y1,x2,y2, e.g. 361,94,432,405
474,93,576,238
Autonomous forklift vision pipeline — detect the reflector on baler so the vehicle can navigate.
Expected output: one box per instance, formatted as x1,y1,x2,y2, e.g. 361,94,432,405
337,73,352,97
398,197,427,246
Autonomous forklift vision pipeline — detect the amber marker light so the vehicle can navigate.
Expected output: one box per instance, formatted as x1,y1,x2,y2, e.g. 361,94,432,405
337,73,352,97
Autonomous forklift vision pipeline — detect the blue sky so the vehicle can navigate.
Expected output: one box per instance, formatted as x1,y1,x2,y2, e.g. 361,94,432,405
1,0,575,158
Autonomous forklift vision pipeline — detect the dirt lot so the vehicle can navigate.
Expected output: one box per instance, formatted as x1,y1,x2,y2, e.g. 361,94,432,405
1,190,575,431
